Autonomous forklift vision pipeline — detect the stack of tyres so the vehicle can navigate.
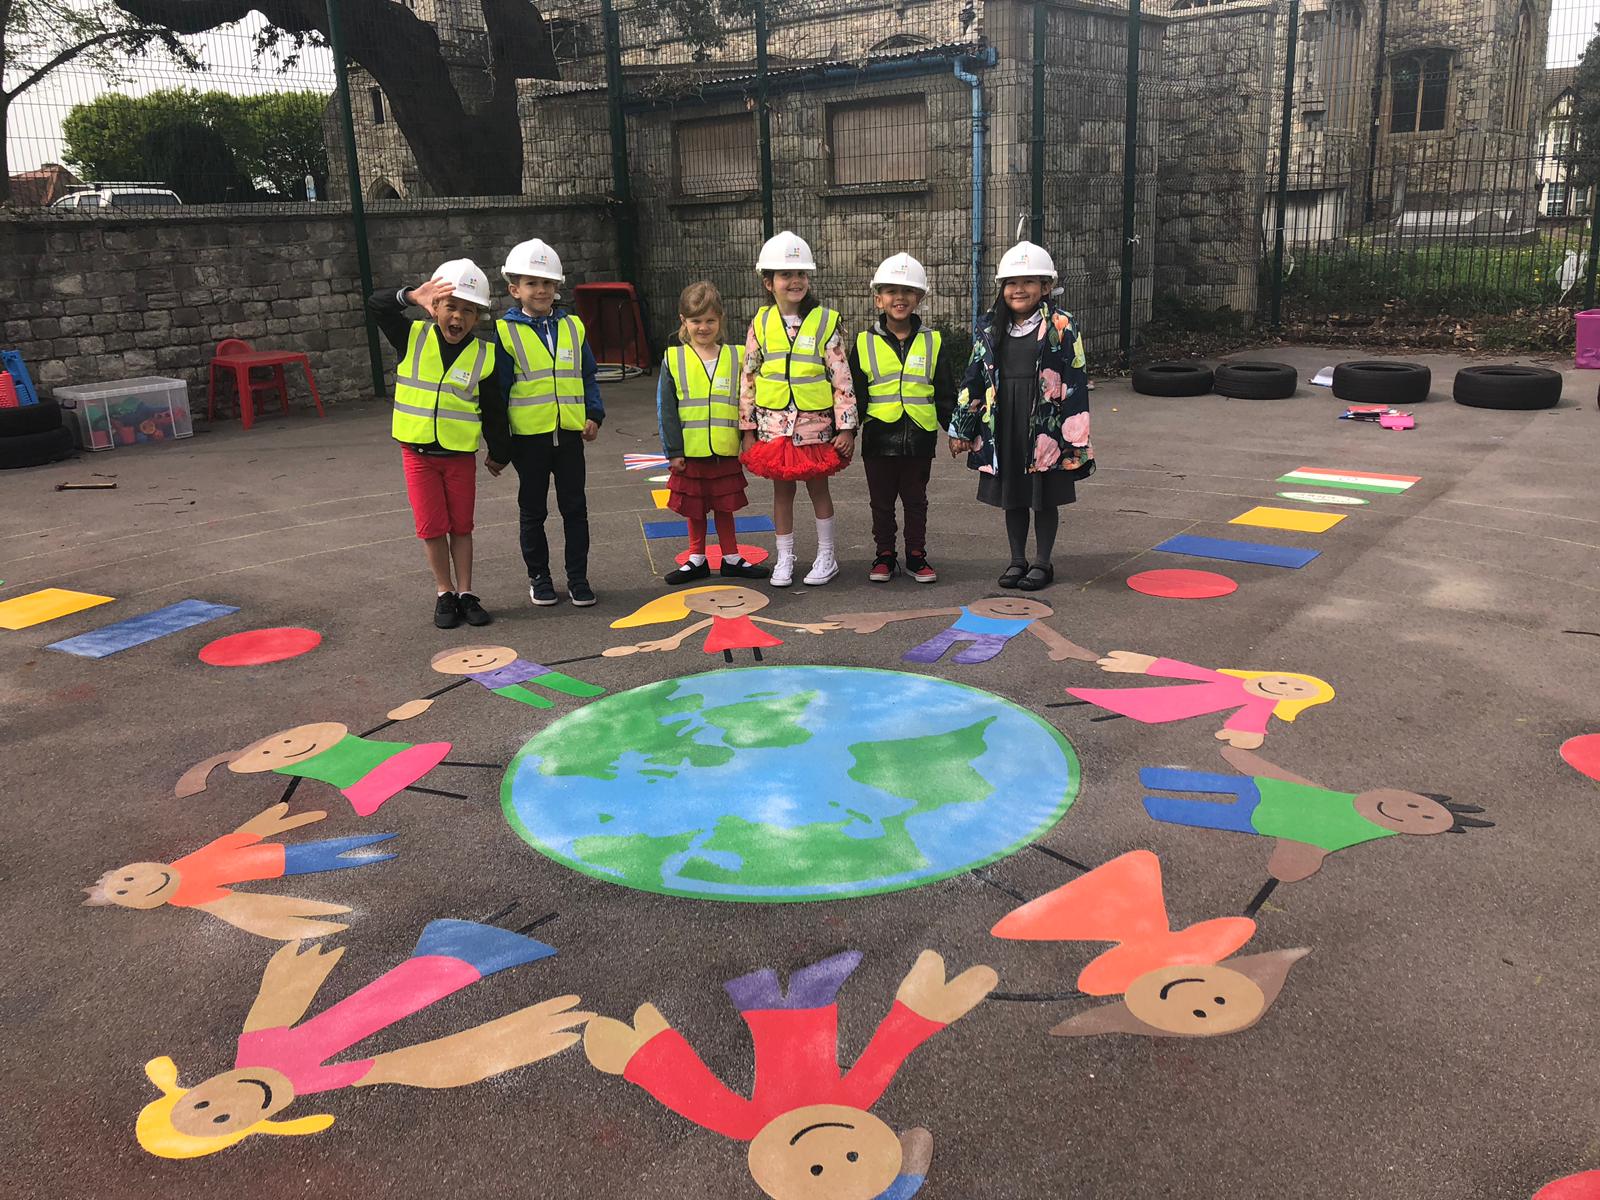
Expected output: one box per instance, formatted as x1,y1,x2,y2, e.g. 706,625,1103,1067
0,391,74,469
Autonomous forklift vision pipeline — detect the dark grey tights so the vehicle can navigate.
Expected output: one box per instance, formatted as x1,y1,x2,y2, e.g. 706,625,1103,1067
1004,506,1058,566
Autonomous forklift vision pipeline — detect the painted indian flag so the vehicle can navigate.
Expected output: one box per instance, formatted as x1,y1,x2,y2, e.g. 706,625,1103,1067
1275,466,1419,494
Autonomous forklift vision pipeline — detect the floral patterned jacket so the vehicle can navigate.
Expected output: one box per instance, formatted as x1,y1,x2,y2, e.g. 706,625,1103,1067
949,303,1094,477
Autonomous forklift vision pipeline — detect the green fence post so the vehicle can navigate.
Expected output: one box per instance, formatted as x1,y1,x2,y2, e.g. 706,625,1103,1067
599,0,637,282
1119,0,1142,366
325,0,386,401
1268,0,1299,331
755,0,775,238
1031,0,1047,245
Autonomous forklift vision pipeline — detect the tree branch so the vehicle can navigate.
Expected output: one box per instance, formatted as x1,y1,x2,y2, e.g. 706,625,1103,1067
5,26,164,101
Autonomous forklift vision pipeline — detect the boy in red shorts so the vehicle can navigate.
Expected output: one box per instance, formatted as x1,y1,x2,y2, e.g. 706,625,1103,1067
368,260,511,628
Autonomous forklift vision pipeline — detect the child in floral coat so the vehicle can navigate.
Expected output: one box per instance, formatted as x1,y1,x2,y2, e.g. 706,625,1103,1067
948,241,1094,591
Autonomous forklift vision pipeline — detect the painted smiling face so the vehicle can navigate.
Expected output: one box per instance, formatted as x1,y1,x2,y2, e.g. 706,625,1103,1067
168,1067,296,1139
1353,789,1454,836
747,1105,902,1200
1122,963,1267,1037
1239,674,1321,702
967,597,1052,622
684,588,769,619
85,862,180,909
430,646,519,675
229,722,349,775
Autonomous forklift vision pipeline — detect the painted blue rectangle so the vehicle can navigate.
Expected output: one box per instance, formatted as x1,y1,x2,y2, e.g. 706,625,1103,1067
46,599,238,658
1154,534,1319,569
644,515,776,539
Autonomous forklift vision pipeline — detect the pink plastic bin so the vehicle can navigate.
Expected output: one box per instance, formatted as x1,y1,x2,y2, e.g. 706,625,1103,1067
1576,309,1600,368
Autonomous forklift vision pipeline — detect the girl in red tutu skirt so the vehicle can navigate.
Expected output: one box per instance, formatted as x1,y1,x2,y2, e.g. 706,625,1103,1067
658,282,769,586
739,231,859,587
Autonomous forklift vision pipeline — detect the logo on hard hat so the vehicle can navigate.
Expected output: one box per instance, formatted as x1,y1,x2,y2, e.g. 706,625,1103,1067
785,244,803,261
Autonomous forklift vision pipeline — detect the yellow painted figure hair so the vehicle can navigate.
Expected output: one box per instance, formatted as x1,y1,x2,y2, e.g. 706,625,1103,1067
677,280,725,345
136,1057,333,1159
610,586,741,628
1216,670,1336,722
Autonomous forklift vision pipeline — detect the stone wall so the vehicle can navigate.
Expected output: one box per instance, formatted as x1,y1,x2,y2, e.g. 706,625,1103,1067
0,201,615,408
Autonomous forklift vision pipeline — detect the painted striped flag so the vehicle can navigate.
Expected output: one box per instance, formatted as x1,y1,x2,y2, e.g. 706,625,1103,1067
624,453,670,470
1275,466,1419,494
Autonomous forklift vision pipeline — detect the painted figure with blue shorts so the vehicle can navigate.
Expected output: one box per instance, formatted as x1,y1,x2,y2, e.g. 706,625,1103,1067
826,596,1096,666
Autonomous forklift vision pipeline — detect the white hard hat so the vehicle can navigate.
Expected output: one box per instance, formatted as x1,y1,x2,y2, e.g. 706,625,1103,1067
433,258,493,308
995,241,1056,282
871,253,929,292
757,230,817,272
501,238,564,282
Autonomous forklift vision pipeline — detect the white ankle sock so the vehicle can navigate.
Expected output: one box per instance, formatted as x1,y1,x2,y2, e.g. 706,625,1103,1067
815,516,834,556
776,533,796,560
723,553,743,564
689,553,707,565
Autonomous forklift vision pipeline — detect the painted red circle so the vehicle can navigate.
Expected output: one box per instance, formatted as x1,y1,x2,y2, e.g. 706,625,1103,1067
200,627,323,666
675,543,770,569
1534,1171,1600,1200
1559,734,1600,783
1127,569,1238,599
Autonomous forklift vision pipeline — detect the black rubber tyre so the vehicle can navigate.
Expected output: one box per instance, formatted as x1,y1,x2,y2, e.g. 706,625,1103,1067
1214,360,1299,399
1453,365,1563,411
1132,361,1214,397
0,425,75,469
0,399,62,437
1331,360,1432,404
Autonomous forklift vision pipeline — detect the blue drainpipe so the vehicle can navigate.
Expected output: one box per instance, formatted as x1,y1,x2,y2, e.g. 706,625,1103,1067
954,48,997,330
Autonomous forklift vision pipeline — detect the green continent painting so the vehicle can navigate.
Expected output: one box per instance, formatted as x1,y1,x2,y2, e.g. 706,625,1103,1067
501,666,1080,901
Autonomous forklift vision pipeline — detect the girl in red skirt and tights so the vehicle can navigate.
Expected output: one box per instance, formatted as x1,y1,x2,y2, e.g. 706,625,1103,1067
659,282,768,585
739,231,858,587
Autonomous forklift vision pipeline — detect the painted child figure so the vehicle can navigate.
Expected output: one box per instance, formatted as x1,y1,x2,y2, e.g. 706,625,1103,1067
948,241,1095,592
430,645,605,708
827,595,1097,666
367,259,511,629
605,586,837,663
135,920,591,1158
659,281,769,585
584,949,996,1200
1142,746,1492,883
84,803,394,940
495,239,604,609
740,230,859,587
847,254,958,583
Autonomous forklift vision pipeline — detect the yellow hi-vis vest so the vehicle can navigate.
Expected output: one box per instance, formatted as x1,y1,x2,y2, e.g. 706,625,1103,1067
391,321,494,452
666,343,743,457
858,328,941,430
496,314,588,435
753,304,840,411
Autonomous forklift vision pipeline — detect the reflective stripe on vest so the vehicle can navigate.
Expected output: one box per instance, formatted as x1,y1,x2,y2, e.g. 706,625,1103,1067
754,305,839,411
496,315,587,434
859,328,941,431
666,343,742,457
392,322,491,452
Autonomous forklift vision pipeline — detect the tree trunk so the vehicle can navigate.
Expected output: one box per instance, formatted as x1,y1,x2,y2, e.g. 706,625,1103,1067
113,0,558,196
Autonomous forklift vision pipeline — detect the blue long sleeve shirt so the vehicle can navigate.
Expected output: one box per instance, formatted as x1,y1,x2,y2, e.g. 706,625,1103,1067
493,305,605,426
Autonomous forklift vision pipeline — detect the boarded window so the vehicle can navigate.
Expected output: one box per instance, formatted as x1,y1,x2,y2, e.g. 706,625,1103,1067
674,115,757,196
828,96,927,186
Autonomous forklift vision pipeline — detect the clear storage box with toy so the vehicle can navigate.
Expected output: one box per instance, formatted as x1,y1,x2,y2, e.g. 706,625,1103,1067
56,377,193,451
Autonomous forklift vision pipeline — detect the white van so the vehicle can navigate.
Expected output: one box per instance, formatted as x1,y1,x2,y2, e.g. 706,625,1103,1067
50,185,183,211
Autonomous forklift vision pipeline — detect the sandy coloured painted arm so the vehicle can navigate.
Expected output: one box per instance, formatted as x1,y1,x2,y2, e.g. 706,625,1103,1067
1026,622,1099,663
243,942,345,1034
198,893,352,941
356,995,592,1088
603,618,714,656
752,617,840,634
825,608,961,634
1219,746,1319,786
233,803,326,839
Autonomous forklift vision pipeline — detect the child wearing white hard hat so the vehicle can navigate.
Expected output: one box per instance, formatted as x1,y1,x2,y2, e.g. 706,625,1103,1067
740,230,859,587
367,259,511,629
493,238,605,609
947,241,1096,591
846,253,958,584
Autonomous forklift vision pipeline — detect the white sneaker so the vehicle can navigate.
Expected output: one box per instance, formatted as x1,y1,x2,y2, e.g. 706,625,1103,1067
804,553,839,586
770,553,796,587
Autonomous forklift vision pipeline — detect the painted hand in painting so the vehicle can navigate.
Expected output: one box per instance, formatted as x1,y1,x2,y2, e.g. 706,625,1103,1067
135,919,590,1158
583,949,995,1199
991,851,1309,1039
824,597,1098,667
84,804,396,941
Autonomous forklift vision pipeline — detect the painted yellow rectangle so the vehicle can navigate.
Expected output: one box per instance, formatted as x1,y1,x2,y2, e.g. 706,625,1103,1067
651,489,672,510
1229,506,1346,534
0,587,115,630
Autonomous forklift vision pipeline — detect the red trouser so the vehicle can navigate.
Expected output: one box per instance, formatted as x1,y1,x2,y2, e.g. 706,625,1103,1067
863,455,932,554
401,448,476,539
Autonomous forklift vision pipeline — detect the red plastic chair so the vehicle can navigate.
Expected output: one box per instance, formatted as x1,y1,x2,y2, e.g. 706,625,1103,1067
208,338,326,430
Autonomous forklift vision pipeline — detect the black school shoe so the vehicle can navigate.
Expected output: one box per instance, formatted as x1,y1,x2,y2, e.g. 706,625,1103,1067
458,592,492,626
720,557,770,579
434,591,462,629
529,576,559,606
568,578,597,607
665,560,711,586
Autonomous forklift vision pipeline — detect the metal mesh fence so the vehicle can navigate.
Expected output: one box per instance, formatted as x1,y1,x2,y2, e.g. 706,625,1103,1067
7,0,1600,356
